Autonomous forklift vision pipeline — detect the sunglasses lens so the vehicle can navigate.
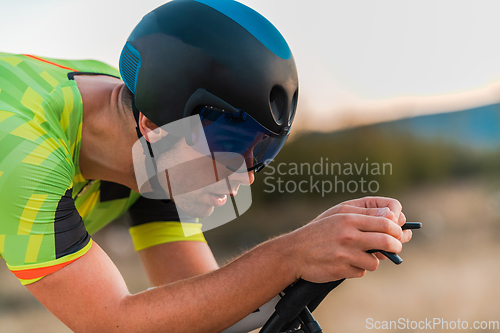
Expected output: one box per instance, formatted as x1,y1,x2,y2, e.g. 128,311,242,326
192,107,287,171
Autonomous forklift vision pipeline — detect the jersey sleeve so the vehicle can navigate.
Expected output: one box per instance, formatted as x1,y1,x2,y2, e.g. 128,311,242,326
0,112,91,285
128,196,206,252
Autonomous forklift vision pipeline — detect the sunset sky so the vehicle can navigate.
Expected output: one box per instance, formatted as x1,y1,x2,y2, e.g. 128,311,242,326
3,0,500,130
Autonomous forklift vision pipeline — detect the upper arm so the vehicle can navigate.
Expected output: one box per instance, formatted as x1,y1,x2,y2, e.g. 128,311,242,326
128,196,218,285
25,242,130,332
0,115,91,285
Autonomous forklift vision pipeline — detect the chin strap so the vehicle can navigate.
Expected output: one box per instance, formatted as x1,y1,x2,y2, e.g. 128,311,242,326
131,96,181,200
132,96,155,158
132,96,181,157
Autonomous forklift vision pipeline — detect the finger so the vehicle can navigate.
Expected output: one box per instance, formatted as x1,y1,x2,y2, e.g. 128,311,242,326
374,252,387,260
350,252,380,272
400,230,412,243
342,196,401,210
316,205,395,221
344,214,403,239
358,232,403,254
397,211,407,227
381,210,398,224
343,196,403,220
367,251,388,260
344,266,368,279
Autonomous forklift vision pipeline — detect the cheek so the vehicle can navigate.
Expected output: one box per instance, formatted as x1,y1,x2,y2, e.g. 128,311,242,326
164,158,220,196
157,140,236,195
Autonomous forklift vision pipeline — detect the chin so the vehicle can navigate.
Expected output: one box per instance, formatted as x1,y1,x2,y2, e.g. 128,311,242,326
177,201,215,219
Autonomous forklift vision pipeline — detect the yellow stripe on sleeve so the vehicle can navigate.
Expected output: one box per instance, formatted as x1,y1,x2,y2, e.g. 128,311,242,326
8,239,93,286
0,110,15,124
0,235,5,253
69,122,82,157
10,120,47,141
39,71,59,88
73,173,86,183
59,87,73,132
129,222,206,252
21,87,45,124
17,194,49,235
24,235,44,263
8,239,93,272
58,139,70,155
21,137,60,165
19,277,43,285
0,56,22,67
76,190,100,218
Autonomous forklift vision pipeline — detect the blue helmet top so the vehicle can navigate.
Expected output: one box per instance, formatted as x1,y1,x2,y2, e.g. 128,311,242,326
120,0,298,136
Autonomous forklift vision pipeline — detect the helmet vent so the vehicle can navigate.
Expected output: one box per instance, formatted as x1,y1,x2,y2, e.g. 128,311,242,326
119,43,141,94
288,90,298,126
270,85,287,125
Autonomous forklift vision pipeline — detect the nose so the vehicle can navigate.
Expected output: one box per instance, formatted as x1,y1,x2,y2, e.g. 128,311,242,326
230,169,254,186
247,170,255,185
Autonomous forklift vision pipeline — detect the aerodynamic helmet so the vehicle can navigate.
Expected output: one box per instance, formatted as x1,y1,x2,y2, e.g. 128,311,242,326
120,0,299,172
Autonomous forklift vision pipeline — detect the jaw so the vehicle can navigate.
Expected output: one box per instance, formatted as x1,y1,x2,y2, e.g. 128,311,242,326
172,192,216,218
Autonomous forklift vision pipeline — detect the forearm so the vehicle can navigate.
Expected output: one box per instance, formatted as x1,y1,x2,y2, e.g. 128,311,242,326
118,236,295,332
138,241,219,286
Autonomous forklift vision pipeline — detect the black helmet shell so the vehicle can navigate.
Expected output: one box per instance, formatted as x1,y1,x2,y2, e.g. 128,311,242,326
120,0,299,135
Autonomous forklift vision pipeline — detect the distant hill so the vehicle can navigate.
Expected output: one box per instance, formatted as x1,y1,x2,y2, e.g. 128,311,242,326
376,103,500,150
250,103,500,203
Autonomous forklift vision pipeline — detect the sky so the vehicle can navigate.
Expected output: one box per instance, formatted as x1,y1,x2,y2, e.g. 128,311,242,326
3,0,500,130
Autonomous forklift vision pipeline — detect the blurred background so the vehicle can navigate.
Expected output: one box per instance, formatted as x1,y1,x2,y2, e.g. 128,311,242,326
2,0,500,332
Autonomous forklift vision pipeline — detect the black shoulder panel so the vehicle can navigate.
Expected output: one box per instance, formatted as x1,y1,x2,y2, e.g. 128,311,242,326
99,181,132,202
54,188,91,259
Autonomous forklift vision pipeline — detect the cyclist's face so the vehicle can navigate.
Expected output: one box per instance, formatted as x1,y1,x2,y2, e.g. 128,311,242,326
156,136,254,218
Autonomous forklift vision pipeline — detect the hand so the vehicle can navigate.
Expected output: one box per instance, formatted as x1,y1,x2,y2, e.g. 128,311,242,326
283,196,412,283
329,197,413,260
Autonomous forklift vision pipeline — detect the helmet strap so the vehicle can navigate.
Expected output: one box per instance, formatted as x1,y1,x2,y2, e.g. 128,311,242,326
132,95,155,159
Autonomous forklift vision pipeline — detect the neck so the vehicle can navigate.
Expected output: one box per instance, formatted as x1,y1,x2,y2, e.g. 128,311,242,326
75,75,138,191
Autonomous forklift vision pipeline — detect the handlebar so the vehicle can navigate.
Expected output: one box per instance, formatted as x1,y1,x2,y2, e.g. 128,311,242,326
259,279,345,333
259,222,421,333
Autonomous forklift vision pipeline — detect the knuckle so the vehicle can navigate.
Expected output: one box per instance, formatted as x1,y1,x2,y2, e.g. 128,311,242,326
340,213,355,224
336,215,354,231
384,211,396,220
337,204,349,214
363,196,377,206
338,230,356,245
381,235,394,250
335,250,350,263
400,211,407,222
379,218,392,233
392,199,403,210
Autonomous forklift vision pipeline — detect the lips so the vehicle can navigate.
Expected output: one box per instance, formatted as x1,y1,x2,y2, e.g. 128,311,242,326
208,193,228,207
211,189,238,197
211,193,227,199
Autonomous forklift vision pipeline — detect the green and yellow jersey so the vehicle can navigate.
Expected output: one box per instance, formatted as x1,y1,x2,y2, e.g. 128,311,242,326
0,53,205,285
